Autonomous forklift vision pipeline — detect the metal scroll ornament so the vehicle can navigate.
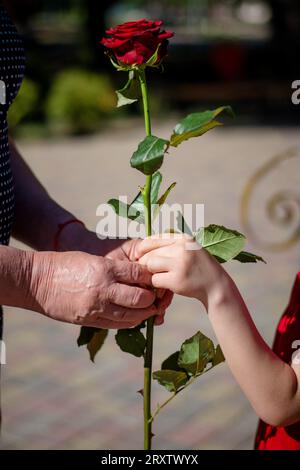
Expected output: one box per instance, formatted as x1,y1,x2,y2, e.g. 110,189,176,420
241,148,300,252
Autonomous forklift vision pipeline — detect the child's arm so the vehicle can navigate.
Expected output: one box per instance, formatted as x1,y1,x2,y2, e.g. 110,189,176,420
137,235,300,427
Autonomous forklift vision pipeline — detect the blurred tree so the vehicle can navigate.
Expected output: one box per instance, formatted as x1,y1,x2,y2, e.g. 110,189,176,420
8,79,40,129
45,69,116,134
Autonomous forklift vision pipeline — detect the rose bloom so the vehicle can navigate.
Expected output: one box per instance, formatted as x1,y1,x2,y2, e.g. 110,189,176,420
101,19,174,66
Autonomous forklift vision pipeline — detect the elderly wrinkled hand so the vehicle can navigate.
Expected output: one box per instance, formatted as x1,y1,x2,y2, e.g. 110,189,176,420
58,224,174,326
29,250,161,329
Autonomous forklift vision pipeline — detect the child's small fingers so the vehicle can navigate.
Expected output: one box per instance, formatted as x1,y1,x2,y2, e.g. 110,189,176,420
139,245,177,265
139,253,172,272
152,272,174,290
136,235,179,258
138,253,149,266
147,255,174,274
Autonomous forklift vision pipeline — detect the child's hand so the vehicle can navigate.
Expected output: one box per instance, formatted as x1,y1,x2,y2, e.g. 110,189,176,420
137,234,227,310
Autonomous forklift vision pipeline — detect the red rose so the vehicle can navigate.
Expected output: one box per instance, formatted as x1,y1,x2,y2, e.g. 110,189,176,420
101,19,174,66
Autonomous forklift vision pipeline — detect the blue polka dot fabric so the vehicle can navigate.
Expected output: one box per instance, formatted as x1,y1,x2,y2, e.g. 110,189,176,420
0,3,25,337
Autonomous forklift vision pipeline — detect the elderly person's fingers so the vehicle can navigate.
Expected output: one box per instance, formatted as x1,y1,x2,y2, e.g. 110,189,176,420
154,315,165,326
84,319,140,330
86,303,158,327
107,282,155,309
154,289,174,326
112,259,153,286
156,288,166,299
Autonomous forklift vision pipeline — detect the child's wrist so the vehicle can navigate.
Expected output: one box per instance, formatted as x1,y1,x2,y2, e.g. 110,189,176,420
200,270,235,312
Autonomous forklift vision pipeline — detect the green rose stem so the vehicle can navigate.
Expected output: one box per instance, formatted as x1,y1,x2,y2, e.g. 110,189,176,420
138,67,154,450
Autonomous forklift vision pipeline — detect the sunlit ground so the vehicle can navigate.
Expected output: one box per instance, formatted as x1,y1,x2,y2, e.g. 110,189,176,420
1,121,300,450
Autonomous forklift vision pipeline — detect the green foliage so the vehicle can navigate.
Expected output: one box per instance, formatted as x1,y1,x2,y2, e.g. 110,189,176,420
234,251,266,264
46,69,116,134
145,45,161,68
161,351,183,372
153,370,189,393
170,106,234,147
212,345,226,367
156,182,177,210
108,171,163,224
8,78,40,129
128,171,162,222
194,225,264,266
176,212,193,236
153,331,225,394
130,135,169,175
77,326,98,346
87,330,109,363
178,331,215,376
116,71,140,108
107,198,141,223
77,327,108,362
108,171,177,225
128,171,163,222
196,224,246,263
115,327,146,358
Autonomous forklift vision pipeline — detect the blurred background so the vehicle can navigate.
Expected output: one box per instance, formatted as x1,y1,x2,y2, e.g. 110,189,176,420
1,0,300,451
7,0,300,135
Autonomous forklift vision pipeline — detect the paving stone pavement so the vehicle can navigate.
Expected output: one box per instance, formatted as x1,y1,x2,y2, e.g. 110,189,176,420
0,121,300,450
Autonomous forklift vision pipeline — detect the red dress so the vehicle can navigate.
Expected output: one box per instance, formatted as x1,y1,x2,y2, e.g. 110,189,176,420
255,272,300,450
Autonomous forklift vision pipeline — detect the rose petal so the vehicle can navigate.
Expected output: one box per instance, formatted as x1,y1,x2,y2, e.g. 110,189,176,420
158,30,174,40
100,37,130,49
115,48,145,66
106,19,150,34
106,19,163,36
101,19,174,65
113,26,161,39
